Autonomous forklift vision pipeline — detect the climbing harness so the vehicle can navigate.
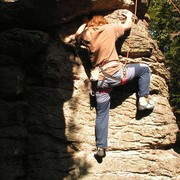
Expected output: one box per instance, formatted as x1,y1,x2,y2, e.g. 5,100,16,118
98,62,127,87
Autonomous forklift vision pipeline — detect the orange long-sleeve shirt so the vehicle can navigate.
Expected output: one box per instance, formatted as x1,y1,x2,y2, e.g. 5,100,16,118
81,23,125,80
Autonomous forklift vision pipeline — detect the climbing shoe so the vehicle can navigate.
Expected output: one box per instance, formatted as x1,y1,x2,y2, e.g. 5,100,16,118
94,148,106,158
138,99,154,111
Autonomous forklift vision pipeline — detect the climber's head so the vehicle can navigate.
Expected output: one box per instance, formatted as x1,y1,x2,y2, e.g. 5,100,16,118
87,15,108,27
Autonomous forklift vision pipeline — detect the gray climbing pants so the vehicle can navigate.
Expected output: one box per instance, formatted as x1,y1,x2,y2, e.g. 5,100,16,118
95,63,150,148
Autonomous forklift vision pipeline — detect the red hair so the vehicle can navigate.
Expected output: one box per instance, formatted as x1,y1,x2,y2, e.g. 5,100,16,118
87,15,108,27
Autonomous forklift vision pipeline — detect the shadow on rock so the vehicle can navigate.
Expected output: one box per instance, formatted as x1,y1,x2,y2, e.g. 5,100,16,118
135,109,154,120
0,27,91,179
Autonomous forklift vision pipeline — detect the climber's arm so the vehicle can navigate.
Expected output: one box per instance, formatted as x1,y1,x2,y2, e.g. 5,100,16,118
75,23,87,37
64,23,87,43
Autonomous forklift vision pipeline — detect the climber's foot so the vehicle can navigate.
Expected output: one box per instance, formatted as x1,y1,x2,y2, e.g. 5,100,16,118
94,148,106,158
138,99,154,111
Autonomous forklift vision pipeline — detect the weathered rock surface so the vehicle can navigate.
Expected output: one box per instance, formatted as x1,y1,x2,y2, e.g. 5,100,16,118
69,149,180,180
0,0,149,30
0,0,179,180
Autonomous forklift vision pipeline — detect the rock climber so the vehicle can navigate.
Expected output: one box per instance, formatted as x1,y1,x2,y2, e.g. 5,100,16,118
64,9,154,158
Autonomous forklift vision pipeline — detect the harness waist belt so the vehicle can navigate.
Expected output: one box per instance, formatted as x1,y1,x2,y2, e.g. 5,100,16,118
99,60,120,70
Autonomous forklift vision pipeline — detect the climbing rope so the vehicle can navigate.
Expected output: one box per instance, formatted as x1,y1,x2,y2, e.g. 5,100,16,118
124,0,138,63
134,0,138,17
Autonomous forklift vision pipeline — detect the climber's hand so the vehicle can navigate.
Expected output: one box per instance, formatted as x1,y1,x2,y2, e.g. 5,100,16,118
121,9,133,18
64,34,75,43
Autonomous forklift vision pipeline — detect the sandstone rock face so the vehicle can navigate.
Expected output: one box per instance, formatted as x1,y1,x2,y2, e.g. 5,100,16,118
0,1,179,180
